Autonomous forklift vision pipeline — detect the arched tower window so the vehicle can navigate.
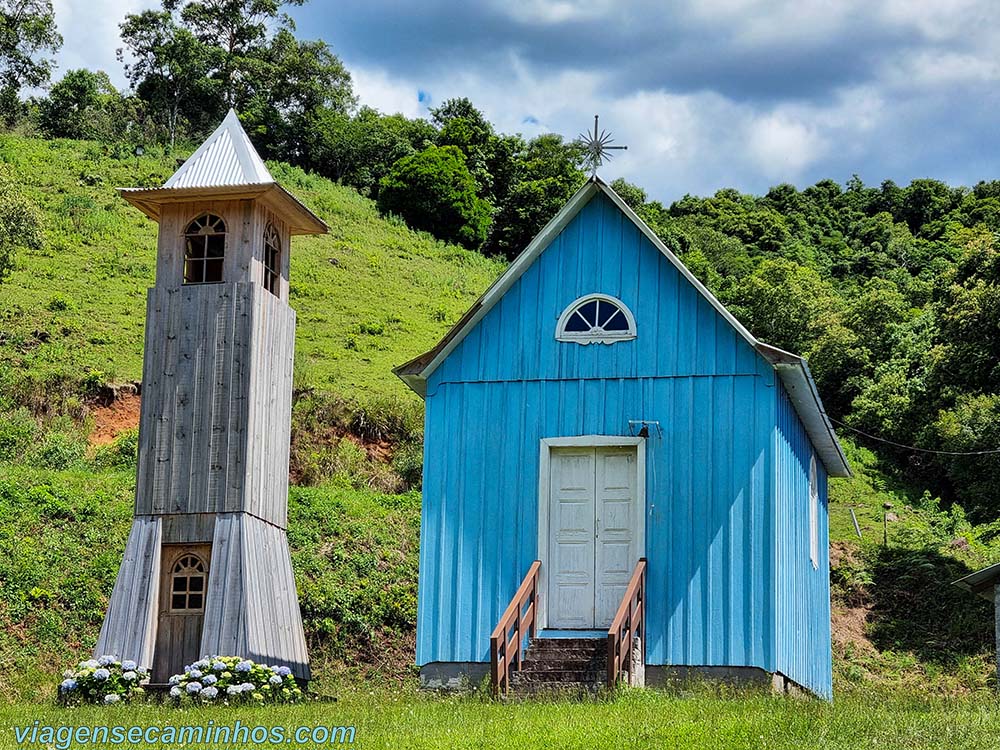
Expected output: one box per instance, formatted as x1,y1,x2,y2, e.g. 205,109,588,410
263,223,281,296
556,294,637,345
184,213,226,284
170,553,207,612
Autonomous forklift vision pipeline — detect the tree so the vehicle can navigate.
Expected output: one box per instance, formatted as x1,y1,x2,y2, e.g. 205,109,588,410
121,0,353,156
240,28,354,160
378,145,492,249
0,166,42,283
119,9,214,147
168,0,302,111
0,0,62,124
483,133,584,258
37,69,119,139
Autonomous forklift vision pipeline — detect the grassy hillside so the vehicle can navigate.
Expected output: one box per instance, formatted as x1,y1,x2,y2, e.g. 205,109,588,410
0,136,503,402
2,135,1000,704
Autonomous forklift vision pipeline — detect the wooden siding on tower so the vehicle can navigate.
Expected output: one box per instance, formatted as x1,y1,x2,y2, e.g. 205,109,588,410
200,513,309,679
94,517,162,669
134,282,294,528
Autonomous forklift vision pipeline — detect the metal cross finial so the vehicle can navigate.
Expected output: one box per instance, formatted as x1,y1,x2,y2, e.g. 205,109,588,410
578,115,627,178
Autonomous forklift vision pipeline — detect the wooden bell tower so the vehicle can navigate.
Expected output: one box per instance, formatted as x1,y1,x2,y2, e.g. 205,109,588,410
95,110,327,681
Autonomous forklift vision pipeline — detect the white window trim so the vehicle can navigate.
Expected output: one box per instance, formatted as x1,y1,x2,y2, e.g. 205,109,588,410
555,294,637,345
809,453,819,570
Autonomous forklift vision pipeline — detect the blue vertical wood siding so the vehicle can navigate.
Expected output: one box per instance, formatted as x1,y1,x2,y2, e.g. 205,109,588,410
774,383,833,698
417,190,831,693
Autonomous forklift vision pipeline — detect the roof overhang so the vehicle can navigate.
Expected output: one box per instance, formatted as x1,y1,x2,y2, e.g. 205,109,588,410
395,175,852,478
118,182,328,236
953,563,1000,602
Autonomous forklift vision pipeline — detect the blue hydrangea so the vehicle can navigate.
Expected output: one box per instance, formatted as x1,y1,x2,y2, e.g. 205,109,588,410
59,679,77,692
94,668,110,681
194,659,210,670
169,686,182,698
201,686,219,699
80,659,99,670
212,660,227,671
121,660,137,671
168,674,182,685
235,660,252,673
202,674,217,685
188,669,203,679
122,671,137,682
186,682,202,694
240,682,255,692
226,685,242,695
97,655,116,667
276,666,292,677
103,694,120,704
269,675,282,685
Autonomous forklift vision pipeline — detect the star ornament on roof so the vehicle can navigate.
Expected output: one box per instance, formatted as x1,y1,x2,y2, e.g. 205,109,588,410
578,115,628,178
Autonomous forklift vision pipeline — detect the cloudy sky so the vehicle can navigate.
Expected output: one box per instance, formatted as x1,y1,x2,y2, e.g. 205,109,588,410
52,0,1000,203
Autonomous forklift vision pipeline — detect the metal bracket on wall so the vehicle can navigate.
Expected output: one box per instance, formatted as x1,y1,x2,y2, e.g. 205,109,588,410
628,420,662,439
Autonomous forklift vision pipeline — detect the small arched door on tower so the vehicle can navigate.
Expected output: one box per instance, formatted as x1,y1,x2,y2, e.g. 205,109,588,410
154,545,211,682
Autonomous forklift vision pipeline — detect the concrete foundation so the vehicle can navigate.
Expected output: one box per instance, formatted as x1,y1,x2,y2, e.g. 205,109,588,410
419,662,490,691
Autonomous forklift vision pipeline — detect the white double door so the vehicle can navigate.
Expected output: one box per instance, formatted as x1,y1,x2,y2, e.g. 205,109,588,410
547,446,640,629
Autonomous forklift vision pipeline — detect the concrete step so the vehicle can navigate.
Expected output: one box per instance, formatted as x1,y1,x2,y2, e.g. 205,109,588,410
520,656,603,671
513,669,604,684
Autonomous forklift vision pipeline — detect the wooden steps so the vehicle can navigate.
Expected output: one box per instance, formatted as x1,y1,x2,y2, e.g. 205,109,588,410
509,638,606,697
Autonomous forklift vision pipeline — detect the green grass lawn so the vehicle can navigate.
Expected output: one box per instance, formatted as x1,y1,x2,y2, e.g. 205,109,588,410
2,687,999,749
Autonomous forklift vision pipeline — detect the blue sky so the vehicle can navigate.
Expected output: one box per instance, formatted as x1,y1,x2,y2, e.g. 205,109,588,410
52,0,1000,204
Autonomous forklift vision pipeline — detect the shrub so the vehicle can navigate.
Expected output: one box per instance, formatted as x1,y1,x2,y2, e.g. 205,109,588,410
0,409,36,461
92,428,139,470
168,657,303,705
58,655,149,705
377,145,492,249
29,430,86,470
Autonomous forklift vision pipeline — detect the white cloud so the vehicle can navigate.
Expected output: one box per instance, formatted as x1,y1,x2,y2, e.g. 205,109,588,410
351,66,426,118
746,113,827,179
51,0,148,88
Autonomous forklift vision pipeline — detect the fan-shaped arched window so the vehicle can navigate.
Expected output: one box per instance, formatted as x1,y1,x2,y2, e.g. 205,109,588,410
170,554,207,612
184,213,226,284
263,223,281,296
556,294,637,344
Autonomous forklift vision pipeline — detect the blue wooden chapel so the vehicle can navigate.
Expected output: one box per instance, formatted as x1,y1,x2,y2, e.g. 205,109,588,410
395,176,850,698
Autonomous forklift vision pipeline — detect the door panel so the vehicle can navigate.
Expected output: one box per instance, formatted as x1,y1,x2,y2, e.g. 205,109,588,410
153,544,211,682
547,450,596,628
595,448,638,626
546,445,639,629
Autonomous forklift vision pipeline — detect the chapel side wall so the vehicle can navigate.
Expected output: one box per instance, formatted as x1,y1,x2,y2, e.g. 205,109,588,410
773,383,833,698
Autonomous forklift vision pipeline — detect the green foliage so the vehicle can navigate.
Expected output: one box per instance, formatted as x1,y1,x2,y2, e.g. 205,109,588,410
91,428,139,471
378,145,492,249
0,164,43,283
58,657,149,705
167,657,303,704
0,407,35,461
0,0,62,124
29,429,87,470
36,69,120,140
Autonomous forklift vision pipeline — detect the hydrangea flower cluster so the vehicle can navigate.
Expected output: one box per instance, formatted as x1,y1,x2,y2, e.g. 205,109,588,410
57,656,149,706
168,656,302,705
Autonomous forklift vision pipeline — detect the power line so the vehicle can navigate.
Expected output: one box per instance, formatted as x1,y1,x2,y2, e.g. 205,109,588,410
828,417,1000,456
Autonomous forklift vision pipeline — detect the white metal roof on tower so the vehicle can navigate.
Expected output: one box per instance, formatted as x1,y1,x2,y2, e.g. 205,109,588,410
164,109,273,189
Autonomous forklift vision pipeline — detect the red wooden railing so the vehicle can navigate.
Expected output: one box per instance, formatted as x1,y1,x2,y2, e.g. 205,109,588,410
607,558,647,689
490,560,541,697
